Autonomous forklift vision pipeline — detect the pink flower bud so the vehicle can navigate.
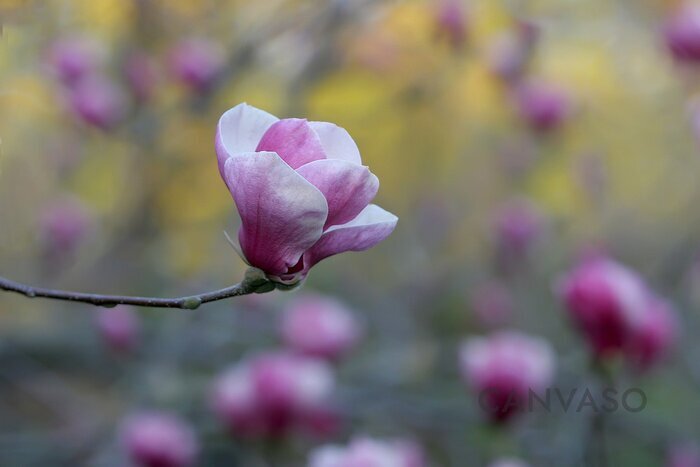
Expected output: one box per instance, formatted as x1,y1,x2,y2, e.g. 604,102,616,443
122,412,198,467
168,38,225,92
308,437,426,467
435,1,468,50
514,80,572,132
470,281,513,328
667,443,700,467
487,21,539,84
46,37,104,87
40,197,92,257
625,297,678,371
96,305,141,353
664,4,700,64
282,294,361,360
211,351,335,438
493,198,543,262
124,52,159,103
69,75,126,130
557,258,649,357
215,104,397,287
459,331,555,423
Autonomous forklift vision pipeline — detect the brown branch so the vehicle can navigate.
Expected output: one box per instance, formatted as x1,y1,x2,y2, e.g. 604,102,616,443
0,268,273,309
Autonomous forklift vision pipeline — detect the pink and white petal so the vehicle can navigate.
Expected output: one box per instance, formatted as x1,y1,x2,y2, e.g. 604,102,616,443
304,204,398,268
224,152,328,276
256,119,327,169
296,159,379,229
216,103,279,177
308,121,362,164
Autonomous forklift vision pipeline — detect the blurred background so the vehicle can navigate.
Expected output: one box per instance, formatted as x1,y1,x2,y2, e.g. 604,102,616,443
1,0,700,465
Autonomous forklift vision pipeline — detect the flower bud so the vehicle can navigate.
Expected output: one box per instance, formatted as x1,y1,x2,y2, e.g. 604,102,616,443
96,305,140,353
667,443,700,467
215,103,397,286
459,331,555,423
122,412,198,467
514,80,572,132
282,294,361,360
40,197,92,258
434,1,468,50
487,21,539,84
69,75,126,130
557,258,649,357
46,37,104,87
625,297,678,371
168,38,225,92
664,4,700,64
211,351,335,438
493,198,543,264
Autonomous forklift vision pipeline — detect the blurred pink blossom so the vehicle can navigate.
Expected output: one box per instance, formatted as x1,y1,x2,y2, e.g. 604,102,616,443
487,21,538,84
215,103,397,287
493,198,543,263
514,80,572,132
168,38,225,92
459,331,555,423
664,4,700,64
434,1,468,50
667,443,700,467
69,75,127,130
282,294,361,360
308,437,425,467
625,297,678,371
96,305,141,353
211,351,336,438
557,257,649,357
46,37,104,87
122,412,198,467
40,197,92,257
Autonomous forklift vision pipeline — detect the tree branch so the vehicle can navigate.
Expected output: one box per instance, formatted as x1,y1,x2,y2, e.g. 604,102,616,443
0,268,273,309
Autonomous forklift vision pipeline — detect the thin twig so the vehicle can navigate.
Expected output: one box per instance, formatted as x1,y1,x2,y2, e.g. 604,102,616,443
0,267,272,309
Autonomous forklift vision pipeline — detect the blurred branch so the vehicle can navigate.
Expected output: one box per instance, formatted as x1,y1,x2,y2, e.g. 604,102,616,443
0,267,272,309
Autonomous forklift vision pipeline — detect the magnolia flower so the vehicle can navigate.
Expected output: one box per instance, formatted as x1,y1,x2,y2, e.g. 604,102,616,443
514,80,572,132
122,412,198,467
459,331,555,423
47,37,104,87
625,297,678,371
664,4,700,63
68,75,127,130
282,294,362,360
493,198,543,267
667,443,700,467
211,351,336,438
215,103,398,287
486,21,539,84
169,38,225,92
96,305,141,353
557,258,649,357
308,437,425,467
434,1,468,50
40,197,92,258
